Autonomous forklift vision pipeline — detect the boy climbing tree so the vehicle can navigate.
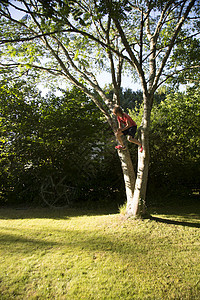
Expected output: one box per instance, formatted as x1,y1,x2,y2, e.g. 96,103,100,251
113,106,143,152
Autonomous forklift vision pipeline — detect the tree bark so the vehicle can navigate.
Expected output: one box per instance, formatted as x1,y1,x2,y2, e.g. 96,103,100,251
117,147,136,210
126,93,151,217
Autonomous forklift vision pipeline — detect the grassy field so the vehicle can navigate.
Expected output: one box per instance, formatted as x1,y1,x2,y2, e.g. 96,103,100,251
0,202,199,299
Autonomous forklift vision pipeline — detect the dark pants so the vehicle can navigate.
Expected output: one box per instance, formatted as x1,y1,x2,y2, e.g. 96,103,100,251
122,126,137,138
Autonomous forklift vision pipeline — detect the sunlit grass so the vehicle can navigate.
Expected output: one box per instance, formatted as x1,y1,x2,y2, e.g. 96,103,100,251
0,205,199,299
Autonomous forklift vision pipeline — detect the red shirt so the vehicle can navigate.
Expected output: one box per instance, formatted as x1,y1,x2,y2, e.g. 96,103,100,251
117,113,137,127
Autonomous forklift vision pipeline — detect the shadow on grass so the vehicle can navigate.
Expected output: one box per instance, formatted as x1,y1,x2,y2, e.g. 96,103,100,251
0,225,180,257
150,216,200,228
0,219,199,260
0,207,118,220
0,226,146,258
149,199,200,228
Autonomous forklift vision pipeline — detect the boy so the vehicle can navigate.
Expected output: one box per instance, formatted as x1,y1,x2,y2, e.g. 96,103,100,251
113,105,143,152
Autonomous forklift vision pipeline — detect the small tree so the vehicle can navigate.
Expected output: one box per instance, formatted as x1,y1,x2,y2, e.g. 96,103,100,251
0,0,199,216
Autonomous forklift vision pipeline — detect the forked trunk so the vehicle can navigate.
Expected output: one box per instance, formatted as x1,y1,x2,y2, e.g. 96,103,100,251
126,93,151,218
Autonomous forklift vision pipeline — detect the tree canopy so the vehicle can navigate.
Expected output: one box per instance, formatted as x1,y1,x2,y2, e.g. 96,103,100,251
1,1,199,96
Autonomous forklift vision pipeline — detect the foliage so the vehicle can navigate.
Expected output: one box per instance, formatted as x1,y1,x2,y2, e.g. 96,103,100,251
0,1,199,93
106,87,143,111
0,80,42,203
128,87,200,197
0,81,123,205
149,87,200,194
169,34,200,86
1,75,199,206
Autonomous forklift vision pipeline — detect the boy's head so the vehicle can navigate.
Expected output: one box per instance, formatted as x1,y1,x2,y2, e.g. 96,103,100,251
113,105,123,116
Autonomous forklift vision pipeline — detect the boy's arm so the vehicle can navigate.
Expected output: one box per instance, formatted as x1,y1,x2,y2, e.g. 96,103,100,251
121,120,131,132
118,122,123,129
117,120,131,133
117,117,122,129
117,116,130,132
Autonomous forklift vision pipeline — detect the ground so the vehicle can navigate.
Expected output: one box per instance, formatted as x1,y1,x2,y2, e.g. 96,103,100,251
0,201,199,299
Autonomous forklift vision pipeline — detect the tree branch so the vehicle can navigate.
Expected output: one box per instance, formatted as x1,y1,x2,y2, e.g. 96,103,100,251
0,30,68,44
153,0,196,92
52,36,113,112
0,62,65,76
153,0,174,41
113,17,148,95
156,64,200,89
139,8,144,67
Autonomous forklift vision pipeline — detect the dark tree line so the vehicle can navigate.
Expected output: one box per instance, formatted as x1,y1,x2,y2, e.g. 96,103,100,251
0,79,199,207
0,81,123,207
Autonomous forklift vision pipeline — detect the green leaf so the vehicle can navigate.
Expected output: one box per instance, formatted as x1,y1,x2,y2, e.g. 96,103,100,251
74,49,79,61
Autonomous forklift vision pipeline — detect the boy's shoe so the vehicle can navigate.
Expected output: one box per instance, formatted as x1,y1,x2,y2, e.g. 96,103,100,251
115,145,126,150
139,146,143,152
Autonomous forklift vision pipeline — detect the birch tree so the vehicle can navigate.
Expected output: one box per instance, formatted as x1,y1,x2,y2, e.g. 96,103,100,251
0,0,199,217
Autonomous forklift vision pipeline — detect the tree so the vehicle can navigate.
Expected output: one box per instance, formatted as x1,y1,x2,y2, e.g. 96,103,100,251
0,0,199,216
0,79,119,205
149,87,200,194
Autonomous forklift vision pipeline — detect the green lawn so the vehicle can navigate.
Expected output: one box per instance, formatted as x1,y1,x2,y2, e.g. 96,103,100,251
0,203,199,299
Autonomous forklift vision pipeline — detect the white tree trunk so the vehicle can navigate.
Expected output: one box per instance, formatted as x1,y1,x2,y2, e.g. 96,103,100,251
117,148,136,209
126,94,151,217
131,129,150,217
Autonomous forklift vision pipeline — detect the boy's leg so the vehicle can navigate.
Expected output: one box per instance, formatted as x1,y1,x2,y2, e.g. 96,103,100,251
127,136,142,147
115,131,125,147
128,136,143,152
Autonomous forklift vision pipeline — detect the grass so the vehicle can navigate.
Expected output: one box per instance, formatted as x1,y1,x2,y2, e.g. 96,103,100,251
0,202,200,299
